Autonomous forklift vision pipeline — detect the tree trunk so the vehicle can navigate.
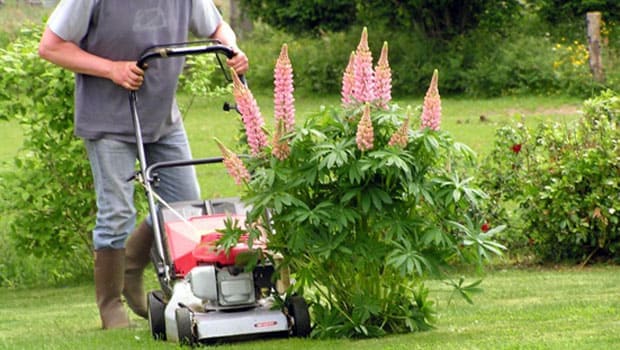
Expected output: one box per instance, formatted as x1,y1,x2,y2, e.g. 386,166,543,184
586,12,605,83
229,0,253,40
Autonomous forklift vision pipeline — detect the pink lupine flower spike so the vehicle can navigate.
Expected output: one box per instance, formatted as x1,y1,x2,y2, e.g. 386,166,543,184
274,44,295,133
420,69,441,131
341,51,356,107
388,109,410,148
215,138,251,185
232,70,268,156
374,41,392,109
352,27,376,104
356,104,374,151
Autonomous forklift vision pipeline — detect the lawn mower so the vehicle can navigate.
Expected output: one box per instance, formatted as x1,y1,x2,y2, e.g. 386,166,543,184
129,42,311,345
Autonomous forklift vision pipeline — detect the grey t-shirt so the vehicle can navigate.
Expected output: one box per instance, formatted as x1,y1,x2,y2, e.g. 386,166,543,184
47,0,223,142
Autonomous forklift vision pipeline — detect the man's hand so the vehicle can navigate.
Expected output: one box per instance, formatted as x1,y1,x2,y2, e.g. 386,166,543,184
227,48,249,76
210,22,249,75
109,61,145,91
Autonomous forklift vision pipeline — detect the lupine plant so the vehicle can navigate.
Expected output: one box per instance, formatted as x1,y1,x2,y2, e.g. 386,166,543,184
218,28,504,338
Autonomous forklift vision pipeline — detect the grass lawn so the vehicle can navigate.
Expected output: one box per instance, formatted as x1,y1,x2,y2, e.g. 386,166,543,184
0,265,618,349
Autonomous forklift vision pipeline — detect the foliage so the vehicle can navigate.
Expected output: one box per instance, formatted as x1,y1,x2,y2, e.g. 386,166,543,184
241,21,617,98
240,0,522,40
0,25,95,279
479,90,620,264
220,30,505,338
0,236,91,288
537,0,620,24
356,0,523,40
177,51,232,115
240,0,356,36
0,0,51,49
462,32,598,97
241,24,354,95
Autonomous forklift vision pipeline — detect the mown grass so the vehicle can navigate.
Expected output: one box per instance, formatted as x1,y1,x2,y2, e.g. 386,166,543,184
1,265,618,349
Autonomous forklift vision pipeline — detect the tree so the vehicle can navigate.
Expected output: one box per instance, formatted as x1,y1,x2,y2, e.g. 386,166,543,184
537,0,620,24
239,0,522,39
229,0,254,39
356,0,522,40
240,0,357,36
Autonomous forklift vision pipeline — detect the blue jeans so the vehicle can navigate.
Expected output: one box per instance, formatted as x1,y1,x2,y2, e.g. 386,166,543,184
85,125,200,250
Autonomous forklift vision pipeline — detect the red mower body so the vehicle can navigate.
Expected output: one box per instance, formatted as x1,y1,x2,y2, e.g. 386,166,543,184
164,213,250,278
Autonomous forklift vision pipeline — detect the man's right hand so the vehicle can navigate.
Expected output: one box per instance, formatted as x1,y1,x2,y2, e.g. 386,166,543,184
109,61,145,91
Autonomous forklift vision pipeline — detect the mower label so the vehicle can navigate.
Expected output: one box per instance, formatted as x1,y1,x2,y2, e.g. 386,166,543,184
254,321,278,328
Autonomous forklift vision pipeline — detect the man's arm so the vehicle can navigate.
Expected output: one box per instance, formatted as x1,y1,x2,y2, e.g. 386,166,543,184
210,22,249,75
38,27,144,90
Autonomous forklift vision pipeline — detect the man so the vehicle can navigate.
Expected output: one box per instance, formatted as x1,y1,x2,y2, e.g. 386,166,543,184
38,0,248,329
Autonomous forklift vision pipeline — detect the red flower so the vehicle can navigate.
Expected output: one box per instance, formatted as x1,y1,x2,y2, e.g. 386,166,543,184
511,144,522,154
481,222,490,232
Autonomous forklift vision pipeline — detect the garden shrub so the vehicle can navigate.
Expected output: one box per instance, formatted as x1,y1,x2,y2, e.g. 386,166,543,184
218,29,504,338
479,90,620,263
0,25,95,285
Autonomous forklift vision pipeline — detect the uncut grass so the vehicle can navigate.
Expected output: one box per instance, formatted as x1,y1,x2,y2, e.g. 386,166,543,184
1,266,619,349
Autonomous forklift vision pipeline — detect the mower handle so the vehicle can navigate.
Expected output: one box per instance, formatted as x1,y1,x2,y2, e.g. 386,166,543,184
129,42,244,291
136,42,236,69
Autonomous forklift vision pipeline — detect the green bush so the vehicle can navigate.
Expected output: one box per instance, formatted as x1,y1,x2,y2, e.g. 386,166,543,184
241,0,357,36
479,90,620,263
0,1,50,49
238,105,504,337
0,25,95,286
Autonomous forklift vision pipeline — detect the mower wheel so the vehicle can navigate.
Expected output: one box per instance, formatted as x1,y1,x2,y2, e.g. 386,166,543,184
176,307,196,346
147,290,166,340
287,295,311,337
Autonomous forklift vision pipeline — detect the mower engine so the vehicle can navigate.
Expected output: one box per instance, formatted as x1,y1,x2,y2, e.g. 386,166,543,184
190,264,256,306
